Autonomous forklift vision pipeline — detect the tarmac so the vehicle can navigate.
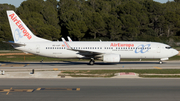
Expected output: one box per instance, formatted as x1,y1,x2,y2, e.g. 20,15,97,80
0,71,60,78
0,61,180,70
1,78,180,101
0,61,179,78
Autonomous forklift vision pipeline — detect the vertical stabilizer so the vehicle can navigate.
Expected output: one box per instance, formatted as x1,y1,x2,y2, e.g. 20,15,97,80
7,10,50,43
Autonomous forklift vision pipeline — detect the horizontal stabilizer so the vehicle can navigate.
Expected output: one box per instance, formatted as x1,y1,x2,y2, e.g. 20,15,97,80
3,41,25,47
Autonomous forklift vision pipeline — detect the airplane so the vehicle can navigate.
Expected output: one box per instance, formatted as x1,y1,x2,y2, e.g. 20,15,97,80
5,10,179,65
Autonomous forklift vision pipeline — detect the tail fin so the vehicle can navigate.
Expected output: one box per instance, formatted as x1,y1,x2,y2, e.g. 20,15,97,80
6,10,50,43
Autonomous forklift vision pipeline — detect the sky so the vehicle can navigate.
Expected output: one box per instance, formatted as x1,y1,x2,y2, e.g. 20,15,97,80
0,0,175,8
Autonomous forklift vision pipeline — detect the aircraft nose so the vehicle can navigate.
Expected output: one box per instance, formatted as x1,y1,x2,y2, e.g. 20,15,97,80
173,49,179,56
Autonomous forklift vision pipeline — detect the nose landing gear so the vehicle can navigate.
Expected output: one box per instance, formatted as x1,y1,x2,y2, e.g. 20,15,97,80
159,60,163,64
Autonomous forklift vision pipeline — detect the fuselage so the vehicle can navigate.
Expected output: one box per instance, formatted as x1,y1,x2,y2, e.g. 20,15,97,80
14,41,178,60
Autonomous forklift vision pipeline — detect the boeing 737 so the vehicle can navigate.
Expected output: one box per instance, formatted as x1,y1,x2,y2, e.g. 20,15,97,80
5,10,179,65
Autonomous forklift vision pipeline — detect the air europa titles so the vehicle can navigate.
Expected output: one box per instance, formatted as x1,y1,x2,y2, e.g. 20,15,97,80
9,13,32,40
110,43,134,47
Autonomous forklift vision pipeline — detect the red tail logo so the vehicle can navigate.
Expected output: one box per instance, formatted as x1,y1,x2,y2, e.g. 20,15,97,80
9,13,32,40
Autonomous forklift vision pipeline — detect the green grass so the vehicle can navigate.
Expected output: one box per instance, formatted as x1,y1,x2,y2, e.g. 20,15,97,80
169,55,180,60
0,50,21,53
61,69,180,78
62,69,180,74
0,55,84,62
174,47,180,51
0,54,179,62
61,75,114,77
139,75,180,78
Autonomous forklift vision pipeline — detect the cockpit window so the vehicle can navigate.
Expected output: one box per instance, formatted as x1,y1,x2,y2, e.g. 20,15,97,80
165,47,172,49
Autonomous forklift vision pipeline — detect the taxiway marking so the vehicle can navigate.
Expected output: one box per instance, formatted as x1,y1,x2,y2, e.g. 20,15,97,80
154,67,162,69
0,87,80,95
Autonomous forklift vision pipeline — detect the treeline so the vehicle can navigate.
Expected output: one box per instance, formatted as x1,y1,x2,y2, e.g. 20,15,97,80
0,0,180,49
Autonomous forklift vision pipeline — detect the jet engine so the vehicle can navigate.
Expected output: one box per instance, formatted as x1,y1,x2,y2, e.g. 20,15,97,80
103,54,120,63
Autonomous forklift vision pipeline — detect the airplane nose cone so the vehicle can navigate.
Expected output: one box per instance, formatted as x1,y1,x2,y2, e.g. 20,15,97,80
173,49,179,56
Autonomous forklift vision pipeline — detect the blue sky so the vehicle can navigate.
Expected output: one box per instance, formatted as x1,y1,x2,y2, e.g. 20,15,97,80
0,0,175,8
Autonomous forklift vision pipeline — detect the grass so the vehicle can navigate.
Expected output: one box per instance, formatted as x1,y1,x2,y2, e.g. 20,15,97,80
65,75,114,77
139,75,180,78
0,54,179,62
61,69,180,78
0,55,83,62
62,69,180,74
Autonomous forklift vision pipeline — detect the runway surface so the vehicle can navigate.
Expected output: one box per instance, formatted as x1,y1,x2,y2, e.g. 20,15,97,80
0,61,180,70
0,78,180,101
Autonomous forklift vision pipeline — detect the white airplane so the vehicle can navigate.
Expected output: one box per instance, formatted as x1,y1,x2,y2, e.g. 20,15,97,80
6,10,179,65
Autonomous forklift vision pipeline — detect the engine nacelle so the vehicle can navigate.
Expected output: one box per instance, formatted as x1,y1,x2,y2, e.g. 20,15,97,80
103,54,120,63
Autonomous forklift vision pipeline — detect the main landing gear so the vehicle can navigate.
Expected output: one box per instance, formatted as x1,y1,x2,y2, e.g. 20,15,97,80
159,60,163,64
89,58,95,65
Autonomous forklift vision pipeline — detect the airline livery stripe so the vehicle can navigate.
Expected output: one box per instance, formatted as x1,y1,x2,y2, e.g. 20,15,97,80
64,42,69,48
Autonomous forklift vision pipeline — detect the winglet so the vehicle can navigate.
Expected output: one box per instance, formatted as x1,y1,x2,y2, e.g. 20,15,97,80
62,38,71,49
67,36,72,42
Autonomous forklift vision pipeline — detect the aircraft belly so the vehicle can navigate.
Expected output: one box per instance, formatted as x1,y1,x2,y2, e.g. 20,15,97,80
119,51,160,59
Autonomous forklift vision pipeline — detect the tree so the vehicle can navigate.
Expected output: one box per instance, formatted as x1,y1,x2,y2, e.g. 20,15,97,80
175,0,180,3
0,4,15,41
86,12,106,39
105,15,122,40
120,14,140,40
17,0,61,41
67,21,87,40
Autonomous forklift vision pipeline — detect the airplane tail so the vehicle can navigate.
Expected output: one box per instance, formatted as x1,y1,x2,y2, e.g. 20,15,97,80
6,10,50,43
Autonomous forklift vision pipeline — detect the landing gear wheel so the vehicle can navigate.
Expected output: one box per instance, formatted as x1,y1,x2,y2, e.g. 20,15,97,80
89,59,95,65
40,59,43,63
159,60,163,64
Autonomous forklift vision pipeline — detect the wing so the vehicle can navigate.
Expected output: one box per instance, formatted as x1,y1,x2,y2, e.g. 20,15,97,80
61,38,104,57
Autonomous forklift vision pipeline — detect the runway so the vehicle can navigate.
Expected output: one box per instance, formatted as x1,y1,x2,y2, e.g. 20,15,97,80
0,78,180,101
0,61,180,70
